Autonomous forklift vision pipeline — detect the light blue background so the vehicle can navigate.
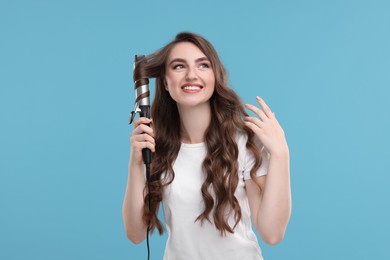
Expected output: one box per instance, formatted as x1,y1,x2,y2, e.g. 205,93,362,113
1,0,389,259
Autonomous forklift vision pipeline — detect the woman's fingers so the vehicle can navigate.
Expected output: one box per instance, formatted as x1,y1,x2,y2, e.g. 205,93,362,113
245,103,268,122
244,120,261,133
132,140,155,152
245,116,264,129
129,118,155,164
130,117,156,154
245,96,275,122
256,96,274,119
133,117,152,128
132,123,154,137
132,132,155,145
130,133,156,152
132,117,154,136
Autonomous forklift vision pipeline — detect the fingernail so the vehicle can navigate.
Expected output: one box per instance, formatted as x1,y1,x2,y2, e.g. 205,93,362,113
256,96,261,100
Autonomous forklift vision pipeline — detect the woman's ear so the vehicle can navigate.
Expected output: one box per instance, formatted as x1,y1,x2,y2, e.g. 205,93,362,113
164,79,168,91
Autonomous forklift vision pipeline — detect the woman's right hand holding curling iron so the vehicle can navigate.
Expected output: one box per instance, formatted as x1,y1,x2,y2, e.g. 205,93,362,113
130,117,155,165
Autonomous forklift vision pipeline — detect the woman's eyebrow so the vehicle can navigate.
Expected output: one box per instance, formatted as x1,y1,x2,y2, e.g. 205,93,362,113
168,58,186,65
195,57,209,63
168,57,209,65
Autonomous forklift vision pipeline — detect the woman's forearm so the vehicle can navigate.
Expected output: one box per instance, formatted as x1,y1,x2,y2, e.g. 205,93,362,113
257,150,292,244
122,161,148,244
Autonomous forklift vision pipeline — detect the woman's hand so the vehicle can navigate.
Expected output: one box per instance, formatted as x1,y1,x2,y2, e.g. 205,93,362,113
244,96,289,157
129,117,155,165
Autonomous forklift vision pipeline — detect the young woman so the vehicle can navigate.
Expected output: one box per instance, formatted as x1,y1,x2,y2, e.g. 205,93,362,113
122,32,291,260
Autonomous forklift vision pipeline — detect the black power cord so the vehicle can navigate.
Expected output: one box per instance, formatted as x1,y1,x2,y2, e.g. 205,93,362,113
145,163,151,260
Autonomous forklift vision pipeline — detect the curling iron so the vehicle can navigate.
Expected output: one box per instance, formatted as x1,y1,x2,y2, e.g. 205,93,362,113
128,55,152,260
129,55,152,165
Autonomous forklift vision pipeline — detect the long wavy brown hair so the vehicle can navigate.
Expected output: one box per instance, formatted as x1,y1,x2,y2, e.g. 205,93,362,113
136,32,263,236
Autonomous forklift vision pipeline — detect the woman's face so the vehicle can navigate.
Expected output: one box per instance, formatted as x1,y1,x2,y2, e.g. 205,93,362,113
165,42,215,109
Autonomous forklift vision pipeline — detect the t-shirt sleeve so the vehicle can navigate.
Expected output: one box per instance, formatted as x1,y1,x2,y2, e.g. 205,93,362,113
243,140,270,181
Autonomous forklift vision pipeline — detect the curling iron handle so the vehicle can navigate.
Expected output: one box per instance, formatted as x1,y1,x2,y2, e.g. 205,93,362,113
140,105,152,165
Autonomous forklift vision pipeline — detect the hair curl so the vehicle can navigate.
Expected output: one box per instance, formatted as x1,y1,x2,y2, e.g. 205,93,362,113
135,32,263,236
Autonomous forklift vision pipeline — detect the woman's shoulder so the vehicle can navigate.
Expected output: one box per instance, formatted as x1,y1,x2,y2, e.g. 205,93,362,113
235,131,247,168
235,130,249,147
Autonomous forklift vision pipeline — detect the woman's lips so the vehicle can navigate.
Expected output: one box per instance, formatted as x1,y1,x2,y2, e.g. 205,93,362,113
181,83,203,92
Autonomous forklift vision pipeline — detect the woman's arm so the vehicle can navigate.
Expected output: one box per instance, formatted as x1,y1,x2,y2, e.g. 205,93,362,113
122,117,155,244
245,150,291,245
122,162,148,244
244,96,292,245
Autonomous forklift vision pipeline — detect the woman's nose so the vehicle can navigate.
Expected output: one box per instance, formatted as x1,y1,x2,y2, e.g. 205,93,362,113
185,66,198,81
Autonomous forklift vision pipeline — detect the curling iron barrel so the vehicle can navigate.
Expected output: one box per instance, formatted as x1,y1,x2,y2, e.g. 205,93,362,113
130,55,152,165
133,55,150,109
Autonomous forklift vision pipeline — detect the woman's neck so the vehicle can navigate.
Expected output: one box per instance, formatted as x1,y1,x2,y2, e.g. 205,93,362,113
177,103,211,144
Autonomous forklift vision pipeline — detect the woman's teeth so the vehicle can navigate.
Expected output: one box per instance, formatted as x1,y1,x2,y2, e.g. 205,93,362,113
183,86,201,90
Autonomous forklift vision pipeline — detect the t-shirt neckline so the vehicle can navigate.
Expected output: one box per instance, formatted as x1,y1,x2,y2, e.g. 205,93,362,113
180,142,205,148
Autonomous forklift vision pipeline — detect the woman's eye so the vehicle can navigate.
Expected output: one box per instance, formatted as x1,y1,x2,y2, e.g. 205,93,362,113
199,63,210,69
173,64,184,70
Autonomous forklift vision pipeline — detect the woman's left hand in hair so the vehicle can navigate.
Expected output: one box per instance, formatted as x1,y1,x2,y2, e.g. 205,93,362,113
244,96,289,157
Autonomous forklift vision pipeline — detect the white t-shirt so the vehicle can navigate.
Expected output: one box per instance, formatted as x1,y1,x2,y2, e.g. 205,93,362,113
162,133,270,260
